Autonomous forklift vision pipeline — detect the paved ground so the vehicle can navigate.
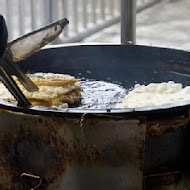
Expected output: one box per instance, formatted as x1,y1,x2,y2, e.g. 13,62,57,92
84,0,190,50
0,0,189,49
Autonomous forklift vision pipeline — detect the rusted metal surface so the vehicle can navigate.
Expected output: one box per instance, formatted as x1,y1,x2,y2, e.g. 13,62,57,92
146,113,189,136
143,110,190,178
1,43,190,189
144,131,186,175
144,171,189,190
0,109,146,190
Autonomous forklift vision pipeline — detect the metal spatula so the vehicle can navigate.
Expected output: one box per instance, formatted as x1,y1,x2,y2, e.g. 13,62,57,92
3,18,69,92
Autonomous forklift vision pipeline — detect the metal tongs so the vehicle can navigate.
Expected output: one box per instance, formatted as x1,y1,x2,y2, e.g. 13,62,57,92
0,15,69,107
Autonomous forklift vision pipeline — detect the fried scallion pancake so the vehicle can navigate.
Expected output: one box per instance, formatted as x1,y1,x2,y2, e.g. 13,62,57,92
0,73,82,108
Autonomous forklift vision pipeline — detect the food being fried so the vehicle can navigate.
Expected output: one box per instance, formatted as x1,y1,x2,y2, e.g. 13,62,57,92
120,81,190,108
0,73,81,108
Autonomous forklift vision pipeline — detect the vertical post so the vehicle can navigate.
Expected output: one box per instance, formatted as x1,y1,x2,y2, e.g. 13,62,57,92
121,0,136,44
52,0,58,22
6,0,13,40
62,0,69,37
82,0,87,28
31,0,37,30
43,0,49,25
73,0,78,33
110,0,114,17
19,0,25,35
91,0,96,24
100,0,105,20
48,0,53,23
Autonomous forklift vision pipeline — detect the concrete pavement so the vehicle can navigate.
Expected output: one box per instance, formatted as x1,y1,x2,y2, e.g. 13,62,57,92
84,0,190,50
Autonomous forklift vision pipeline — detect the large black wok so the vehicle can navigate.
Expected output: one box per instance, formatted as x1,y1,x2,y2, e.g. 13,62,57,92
0,44,190,190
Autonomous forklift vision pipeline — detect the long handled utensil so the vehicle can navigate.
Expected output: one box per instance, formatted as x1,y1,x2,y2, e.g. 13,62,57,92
0,15,69,106
3,18,69,92
0,14,31,106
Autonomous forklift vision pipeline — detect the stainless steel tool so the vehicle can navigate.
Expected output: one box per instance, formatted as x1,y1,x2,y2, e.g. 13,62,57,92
0,14,31,106
0,65,31,106
3,18,69,92
0,16,69,107
7,18,69,62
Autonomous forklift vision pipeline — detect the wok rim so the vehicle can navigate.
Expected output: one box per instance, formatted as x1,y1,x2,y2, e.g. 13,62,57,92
0,43,190,116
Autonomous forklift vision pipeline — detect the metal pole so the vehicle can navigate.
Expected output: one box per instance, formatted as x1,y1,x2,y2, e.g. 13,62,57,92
73,0,79,33
100,0,105,20
121,0,136,44
62,0,69,37
82,0,87,28
91,0,96,24
19,0,25,35
6,0,13,40
31,0,37,30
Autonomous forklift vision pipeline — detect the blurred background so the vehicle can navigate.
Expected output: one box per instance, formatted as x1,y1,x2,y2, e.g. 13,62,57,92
0,0,189,49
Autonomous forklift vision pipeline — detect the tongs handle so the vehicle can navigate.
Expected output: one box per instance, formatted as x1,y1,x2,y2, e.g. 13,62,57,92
0,16,69,107
2,18,69,92
7,18,69,62
0,65,31,107
3,53,38,92
0,14,30,107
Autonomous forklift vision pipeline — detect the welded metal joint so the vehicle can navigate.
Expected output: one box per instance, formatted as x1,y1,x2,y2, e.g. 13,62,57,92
121,0,136,44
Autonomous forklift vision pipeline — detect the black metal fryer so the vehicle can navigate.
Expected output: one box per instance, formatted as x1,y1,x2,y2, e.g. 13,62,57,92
0,44,190,189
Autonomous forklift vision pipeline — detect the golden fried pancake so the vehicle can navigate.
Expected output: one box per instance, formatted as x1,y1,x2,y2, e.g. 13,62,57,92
29,73,77,87
0,73,81,108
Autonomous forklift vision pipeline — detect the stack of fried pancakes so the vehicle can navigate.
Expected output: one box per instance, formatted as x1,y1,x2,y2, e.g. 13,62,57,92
0,73,82,108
